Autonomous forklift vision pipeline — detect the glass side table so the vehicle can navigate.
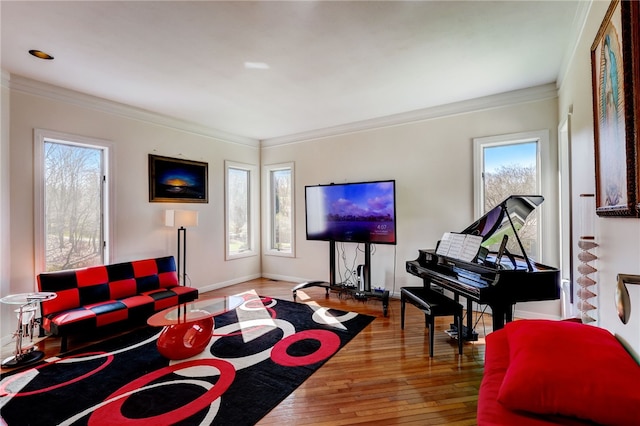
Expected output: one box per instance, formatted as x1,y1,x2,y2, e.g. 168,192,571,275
1,292,57,368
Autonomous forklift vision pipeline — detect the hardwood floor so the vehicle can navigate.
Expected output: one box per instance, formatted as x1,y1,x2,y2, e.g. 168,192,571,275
1,278,491,425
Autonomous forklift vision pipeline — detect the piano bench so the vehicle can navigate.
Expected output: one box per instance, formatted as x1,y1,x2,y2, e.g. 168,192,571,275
400,287,463,357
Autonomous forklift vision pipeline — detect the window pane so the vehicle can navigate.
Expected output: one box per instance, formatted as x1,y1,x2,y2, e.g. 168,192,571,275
228,167,250,255
44,141,103,271
483,141,539,258
271,168,292,252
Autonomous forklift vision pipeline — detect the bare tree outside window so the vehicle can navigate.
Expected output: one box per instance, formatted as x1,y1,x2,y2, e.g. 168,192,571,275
44,141,103,271
225,161,258,260
228,167,250,254
271,168,292,252
482,142,539,259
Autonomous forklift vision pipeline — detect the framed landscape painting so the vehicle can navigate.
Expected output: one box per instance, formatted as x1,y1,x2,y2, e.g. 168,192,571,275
149,154,208,203
590,0,640,217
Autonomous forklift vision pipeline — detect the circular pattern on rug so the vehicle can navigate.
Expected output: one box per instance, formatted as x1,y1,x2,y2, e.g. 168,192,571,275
312,307,358,325
87,359,235,425
271,329,341,367
203,318,296,371
0,352,114,397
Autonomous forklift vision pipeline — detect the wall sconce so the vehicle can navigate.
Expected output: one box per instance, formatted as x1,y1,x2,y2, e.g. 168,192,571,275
616,273,640,324
165,210,199,285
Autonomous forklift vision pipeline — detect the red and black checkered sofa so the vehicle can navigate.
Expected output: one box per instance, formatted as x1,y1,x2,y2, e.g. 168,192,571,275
37,256,198,352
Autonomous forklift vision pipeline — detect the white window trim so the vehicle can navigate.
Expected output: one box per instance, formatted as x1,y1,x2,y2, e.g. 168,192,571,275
263,162,295,258
33,129,114,274
472,129,551,262
558,113,578,318
224,160,259,260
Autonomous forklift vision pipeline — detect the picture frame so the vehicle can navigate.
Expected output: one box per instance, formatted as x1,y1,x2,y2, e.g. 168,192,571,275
149,154,208,203
590,0,640,217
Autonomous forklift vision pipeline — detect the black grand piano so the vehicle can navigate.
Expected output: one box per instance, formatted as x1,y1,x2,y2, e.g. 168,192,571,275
405,195,560,339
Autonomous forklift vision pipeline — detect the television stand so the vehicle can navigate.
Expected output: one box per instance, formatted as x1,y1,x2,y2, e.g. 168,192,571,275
292,281,389,316
333,284,390,316
291,241,390,316
292,281,330,298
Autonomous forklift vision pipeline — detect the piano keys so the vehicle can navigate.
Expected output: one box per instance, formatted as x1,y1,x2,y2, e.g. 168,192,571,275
405,195,560,338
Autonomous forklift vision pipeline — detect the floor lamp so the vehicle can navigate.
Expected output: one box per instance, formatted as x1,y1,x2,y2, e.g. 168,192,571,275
165,210,199,286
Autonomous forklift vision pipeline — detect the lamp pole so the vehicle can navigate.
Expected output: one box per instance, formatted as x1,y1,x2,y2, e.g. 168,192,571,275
177,226,187,285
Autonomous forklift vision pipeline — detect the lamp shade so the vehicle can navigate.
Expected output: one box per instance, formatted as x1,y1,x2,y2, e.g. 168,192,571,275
165,210,199,228
165,210,175,227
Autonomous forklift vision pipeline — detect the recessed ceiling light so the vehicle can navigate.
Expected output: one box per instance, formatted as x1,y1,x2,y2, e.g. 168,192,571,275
244,61,270,70
29,50,54,60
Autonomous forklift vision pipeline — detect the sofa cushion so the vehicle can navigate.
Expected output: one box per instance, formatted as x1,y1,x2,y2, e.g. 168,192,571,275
132,258,159,278
479,328,596,426
76,265,108,287
41,288,80,316
38,271,81,315
44,308,95,332
497,319,640,426
109,278,138,300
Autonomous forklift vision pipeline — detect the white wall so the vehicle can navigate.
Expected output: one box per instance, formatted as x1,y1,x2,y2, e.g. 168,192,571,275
558,1,640,353
262,93,561,320
1,72,11,338
3,83,262,338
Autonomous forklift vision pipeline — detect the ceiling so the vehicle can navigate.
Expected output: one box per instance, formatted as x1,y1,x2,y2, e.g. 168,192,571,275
1,1,585,143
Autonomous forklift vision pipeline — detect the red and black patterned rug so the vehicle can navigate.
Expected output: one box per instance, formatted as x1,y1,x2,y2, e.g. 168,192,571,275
0,294,374,425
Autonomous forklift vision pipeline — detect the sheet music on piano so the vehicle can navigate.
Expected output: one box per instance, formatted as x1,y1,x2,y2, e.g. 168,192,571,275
435,232,483,262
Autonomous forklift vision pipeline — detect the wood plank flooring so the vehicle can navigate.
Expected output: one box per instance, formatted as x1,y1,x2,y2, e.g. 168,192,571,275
1,278,491,425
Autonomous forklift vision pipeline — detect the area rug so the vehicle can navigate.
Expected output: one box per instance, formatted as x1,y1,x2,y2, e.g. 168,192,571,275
0,293,374,425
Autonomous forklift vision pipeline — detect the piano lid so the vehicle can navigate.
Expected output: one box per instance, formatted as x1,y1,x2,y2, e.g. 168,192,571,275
460,195,544,242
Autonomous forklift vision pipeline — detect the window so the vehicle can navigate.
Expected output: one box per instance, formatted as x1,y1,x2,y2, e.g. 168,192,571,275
473,130,550,261
34,130,111,272
264,162,295,257
225,161,258,259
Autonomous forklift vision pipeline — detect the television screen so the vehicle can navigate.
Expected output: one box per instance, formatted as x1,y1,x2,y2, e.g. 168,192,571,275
305,180,397,245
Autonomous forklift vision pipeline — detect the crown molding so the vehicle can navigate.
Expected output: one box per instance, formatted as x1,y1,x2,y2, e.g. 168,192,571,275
8,74,259,148
261,83,559,147
556,0,592,90
7,73,559,149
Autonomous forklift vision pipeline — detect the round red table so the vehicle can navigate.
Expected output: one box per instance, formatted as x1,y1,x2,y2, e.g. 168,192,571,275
147,294,248,360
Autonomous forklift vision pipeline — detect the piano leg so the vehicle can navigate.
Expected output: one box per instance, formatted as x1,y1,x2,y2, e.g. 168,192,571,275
489,304,515,331
492,306,504,330
505,306,514,323
465,299,474,340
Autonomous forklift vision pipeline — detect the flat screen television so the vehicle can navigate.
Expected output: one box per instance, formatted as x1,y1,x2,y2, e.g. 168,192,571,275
305,180,397,245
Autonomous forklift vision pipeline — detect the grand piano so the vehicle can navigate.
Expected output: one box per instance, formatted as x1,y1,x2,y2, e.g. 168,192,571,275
405,195,560,339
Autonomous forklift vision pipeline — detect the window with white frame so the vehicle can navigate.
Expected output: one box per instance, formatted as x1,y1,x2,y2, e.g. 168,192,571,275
264,162,294,257
34,129,111,272
473,130,550,261
225,160,259,259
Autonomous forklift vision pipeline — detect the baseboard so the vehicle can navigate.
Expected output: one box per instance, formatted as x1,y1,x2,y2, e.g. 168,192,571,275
197,274,262,294
261,272,311,284
513,308,561,321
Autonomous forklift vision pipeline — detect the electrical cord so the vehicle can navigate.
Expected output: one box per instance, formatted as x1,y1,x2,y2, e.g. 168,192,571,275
332,242,397,313
462,304,487,367
337,242,359,287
